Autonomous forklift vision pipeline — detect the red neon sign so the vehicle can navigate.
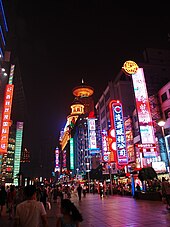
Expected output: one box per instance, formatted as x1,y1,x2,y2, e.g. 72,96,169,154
0,84,14,153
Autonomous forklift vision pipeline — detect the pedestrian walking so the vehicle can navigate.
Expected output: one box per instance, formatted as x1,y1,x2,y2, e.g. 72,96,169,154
56,198,83,227
13,185,49,227
0,185,7,217
82,185,87,198
161,177,170,210
40,186,48,210
7,184,16,219
77,184,82,201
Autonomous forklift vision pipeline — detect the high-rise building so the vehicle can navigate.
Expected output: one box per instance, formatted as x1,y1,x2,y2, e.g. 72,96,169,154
0,1,27,185
95,48,170,174
72,79,94,114
59,80,101,179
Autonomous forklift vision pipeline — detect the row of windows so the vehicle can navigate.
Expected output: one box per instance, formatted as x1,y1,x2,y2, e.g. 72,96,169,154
99,91,110,109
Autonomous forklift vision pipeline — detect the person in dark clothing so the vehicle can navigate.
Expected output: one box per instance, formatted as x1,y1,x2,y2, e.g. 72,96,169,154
40,187,48,210
56,199,83,227
77,184,82,201
0,185,7,216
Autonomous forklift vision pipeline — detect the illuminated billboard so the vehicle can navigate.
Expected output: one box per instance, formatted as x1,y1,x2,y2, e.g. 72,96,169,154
101,130,109,162
109,100,128,165
55,147,60,172
132,68,155,144
87,118,99,153
0,84,14,153
63,150,66,168
13,122,23,185
70,138,74,170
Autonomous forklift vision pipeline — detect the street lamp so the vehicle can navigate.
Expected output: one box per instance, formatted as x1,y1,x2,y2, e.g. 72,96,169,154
86,163,90,193
108,165,113,195
76,168,79,180
158,120,166,137
158,119,169,171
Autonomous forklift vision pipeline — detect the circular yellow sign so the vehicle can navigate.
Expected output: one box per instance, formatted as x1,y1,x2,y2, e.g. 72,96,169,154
122,60,139,75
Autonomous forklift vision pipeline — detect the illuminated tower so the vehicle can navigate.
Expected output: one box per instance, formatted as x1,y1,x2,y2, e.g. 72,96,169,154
72,79,94,114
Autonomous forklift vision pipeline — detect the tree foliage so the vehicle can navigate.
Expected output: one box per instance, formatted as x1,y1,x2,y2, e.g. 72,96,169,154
138,167,157,182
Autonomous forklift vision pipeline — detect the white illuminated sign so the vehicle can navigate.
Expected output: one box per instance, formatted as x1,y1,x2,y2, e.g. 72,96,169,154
132,68,155,144
88,118,98,153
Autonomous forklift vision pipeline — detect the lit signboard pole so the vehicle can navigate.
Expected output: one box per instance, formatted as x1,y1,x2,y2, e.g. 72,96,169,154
122,61,157,169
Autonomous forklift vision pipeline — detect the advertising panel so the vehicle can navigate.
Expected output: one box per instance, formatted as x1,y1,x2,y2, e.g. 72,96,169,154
132,68,156,144
109,100,128,165
70,138,74,170
101,130,109,162
13,122,24,185
88,118,99,153
55,147,60,171
0,84,14,153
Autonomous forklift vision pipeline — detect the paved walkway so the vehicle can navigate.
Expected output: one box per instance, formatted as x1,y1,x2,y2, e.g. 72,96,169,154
0,193,170,227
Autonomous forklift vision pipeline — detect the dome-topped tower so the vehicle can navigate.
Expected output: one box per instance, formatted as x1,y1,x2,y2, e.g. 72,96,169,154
72,79,94,114
72,79,94,97
67,97,84,127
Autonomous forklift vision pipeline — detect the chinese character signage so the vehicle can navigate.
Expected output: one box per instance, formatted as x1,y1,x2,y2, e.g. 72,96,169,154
132,68,155,144
88,118,98,153
109,100,128,165
0,84,14,153
55,147,60,171
101,130,109,162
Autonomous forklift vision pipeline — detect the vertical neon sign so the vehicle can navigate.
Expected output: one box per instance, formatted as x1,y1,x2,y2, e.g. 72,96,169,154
63,150,66,168
88,118,98,153
13,122,23,185
102,130,109,162
0,84,14,153
70,138,74,170
109,100,128,165
132,68,155,144
55,147,60,171
0,64,15,154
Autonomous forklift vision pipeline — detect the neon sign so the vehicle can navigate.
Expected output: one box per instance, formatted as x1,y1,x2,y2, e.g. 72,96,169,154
70,138,74,170
122,60,139,75
132,68,155,144
88,118,99,153
109,100,128,165
0,84,14,153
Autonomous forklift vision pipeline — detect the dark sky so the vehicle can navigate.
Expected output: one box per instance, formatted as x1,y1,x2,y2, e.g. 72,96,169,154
4,1,170,176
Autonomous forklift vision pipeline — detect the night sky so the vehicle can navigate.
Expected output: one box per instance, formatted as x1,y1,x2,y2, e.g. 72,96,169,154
4,1,170,177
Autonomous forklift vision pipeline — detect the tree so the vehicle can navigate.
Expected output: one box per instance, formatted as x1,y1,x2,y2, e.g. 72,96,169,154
138,167,157,182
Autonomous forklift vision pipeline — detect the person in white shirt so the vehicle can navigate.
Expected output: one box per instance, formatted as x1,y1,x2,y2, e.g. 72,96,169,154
13,185,49,227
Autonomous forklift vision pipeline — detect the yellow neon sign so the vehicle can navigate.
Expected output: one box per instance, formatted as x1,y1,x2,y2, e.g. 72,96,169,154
122,60,139,75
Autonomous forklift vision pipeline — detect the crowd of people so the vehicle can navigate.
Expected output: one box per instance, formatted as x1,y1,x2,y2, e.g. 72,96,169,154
0,183,84,226
0,177,170,226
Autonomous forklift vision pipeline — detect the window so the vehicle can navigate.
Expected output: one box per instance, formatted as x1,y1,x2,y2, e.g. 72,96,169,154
100,100,104,109
161,92,167,103
102,121,106,129
164,108,170,119
101,110,105,119
105,91,110,102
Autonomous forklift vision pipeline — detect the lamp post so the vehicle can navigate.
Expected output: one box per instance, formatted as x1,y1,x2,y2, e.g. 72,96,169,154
108,165,113,196
76,168,79,180
158,120,165,137
158,119,169,171
86,163,90,193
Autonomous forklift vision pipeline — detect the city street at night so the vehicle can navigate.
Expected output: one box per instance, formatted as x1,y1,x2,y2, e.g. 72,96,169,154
0,193,170,227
